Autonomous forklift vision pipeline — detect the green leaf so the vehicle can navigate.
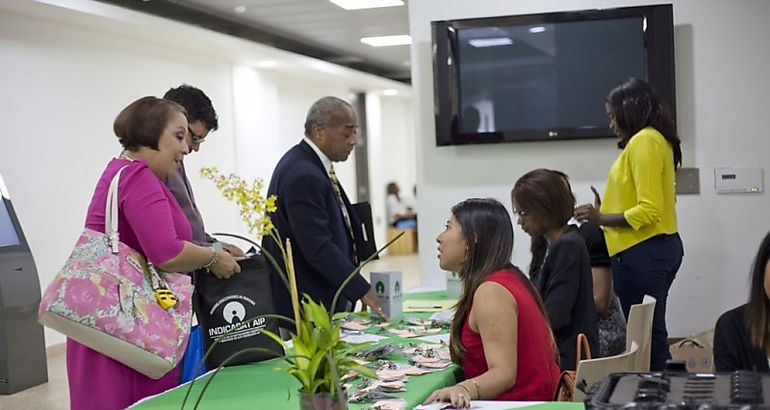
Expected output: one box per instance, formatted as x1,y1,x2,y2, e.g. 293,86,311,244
349,364,377,379
308,378,327,395
260,329,287,350
332,311,350,322
288,369,311,391
306,353,327,385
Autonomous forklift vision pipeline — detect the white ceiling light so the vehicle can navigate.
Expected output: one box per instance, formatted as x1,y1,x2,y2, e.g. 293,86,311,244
255,60,277,68
329,0,404,10
383,89,398,96
529,26,546,33
360,35,411,47
234,5,247,14
468,37,513,48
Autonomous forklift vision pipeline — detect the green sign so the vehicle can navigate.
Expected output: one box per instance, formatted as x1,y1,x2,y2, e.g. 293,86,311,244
375,281,385,294
394,281,400,294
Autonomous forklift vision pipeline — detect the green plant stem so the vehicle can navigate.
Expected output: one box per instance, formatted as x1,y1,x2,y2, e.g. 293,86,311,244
325,352,346,408
180,312,295,410
268,229,288,269
189,350,309,410
329,231,405,319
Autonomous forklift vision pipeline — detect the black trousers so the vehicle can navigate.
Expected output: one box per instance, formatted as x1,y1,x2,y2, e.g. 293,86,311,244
611,233,684,371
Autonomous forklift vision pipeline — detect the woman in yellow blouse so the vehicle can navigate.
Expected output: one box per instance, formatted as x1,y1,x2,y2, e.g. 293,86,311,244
574,78,683,370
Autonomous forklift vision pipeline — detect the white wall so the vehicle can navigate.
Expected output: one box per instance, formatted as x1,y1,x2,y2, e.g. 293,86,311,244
409,0,770,336
0,0,412,346
366,94,416,249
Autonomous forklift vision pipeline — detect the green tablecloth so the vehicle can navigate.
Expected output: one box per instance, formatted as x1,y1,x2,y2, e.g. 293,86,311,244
513,403,585,410
132,291,458,409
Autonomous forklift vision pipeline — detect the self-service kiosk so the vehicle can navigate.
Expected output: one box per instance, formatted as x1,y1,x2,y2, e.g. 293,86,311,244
0,174,47,394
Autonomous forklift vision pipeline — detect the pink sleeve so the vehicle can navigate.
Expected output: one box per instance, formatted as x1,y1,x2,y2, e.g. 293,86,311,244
120,167,185,265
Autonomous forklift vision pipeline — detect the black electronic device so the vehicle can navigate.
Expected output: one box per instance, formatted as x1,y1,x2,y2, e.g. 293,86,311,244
0,177,48,394
588,372,770,410
432,4,676,146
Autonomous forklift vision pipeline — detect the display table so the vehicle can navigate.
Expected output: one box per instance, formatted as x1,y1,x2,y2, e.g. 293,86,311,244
131,291,458,409
416,401,584,410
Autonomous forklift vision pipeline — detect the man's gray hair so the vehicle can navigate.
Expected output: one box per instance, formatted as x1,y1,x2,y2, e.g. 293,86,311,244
304,96,352,136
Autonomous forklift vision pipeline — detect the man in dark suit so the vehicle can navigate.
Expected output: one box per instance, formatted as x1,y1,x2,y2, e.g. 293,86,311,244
263,96,385,320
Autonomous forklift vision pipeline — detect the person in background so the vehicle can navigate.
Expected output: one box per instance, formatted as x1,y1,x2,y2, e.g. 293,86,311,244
714,231,770,372
462,105,481,133
162,84,244,256
423,198,560,408
162,84,243,382
67,97,240,410
385,182,416,228
262,96,385,320
574,77,684,371
513,169,599,370
548,170,627,357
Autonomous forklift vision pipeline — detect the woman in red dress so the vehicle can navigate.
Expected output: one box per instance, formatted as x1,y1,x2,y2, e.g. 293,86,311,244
423,198,560,408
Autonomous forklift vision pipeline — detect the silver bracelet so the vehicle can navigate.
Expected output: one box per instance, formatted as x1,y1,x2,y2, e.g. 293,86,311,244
458,383,473,398
202,250,218,270
470,378,481,399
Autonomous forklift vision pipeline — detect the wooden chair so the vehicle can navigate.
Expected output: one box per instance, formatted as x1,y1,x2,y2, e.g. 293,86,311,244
573,342,639,402
386,227,417,255
625,295,657,372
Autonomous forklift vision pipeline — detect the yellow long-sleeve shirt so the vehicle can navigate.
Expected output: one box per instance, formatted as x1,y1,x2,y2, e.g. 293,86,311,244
600,127,678,256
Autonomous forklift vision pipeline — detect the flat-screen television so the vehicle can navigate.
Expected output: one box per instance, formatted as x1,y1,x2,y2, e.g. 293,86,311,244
432,4,675,146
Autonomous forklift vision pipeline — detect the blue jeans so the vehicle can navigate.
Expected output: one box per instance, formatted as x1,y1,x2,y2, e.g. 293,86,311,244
180,324,207,383
611,233,683,371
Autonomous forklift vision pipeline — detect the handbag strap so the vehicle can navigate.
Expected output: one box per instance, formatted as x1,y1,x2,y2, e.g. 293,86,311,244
105,164,131,254
576,333,592,365
104,162,172,293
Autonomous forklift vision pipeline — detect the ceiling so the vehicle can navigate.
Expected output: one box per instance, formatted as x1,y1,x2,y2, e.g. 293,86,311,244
96,0,412,82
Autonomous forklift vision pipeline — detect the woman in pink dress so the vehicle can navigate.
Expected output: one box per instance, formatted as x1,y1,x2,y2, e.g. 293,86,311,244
67,97,241,410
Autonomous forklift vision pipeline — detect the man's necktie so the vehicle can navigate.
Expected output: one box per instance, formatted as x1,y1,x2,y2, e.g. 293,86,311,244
328,166,358,264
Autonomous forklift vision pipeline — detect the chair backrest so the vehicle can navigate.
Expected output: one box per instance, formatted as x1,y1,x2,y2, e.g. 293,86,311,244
625,295,656,371
573,342,639,402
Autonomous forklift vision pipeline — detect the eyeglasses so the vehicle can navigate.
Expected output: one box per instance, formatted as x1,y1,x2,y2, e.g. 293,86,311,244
189,128,207,144
513,209,528,217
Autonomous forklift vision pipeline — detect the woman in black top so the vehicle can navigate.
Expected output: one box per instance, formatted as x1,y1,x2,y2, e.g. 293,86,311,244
512,169,599,370
532,170,627,357
714,230,770,372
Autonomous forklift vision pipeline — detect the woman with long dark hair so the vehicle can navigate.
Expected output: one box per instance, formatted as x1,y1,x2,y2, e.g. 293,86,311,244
423,198,559,408
513,169,599,370
574,77,684,370
714,231,770,371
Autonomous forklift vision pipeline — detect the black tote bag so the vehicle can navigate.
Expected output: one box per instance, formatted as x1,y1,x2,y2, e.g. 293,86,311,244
194,254,284,369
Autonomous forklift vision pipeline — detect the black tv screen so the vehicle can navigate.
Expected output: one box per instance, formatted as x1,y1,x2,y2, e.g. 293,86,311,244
432,4,675,145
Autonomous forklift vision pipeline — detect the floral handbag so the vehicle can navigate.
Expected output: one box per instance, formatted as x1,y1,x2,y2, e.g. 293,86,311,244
38,166,193,379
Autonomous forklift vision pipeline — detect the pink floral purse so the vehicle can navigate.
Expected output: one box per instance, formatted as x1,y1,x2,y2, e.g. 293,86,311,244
38,166,193,379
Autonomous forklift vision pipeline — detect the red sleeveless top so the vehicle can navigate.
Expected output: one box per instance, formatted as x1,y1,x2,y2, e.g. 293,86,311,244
460,268,560,401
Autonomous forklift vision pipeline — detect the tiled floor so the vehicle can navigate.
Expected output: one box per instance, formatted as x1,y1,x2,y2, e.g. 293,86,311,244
0,254,421,410
0,344,69,410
